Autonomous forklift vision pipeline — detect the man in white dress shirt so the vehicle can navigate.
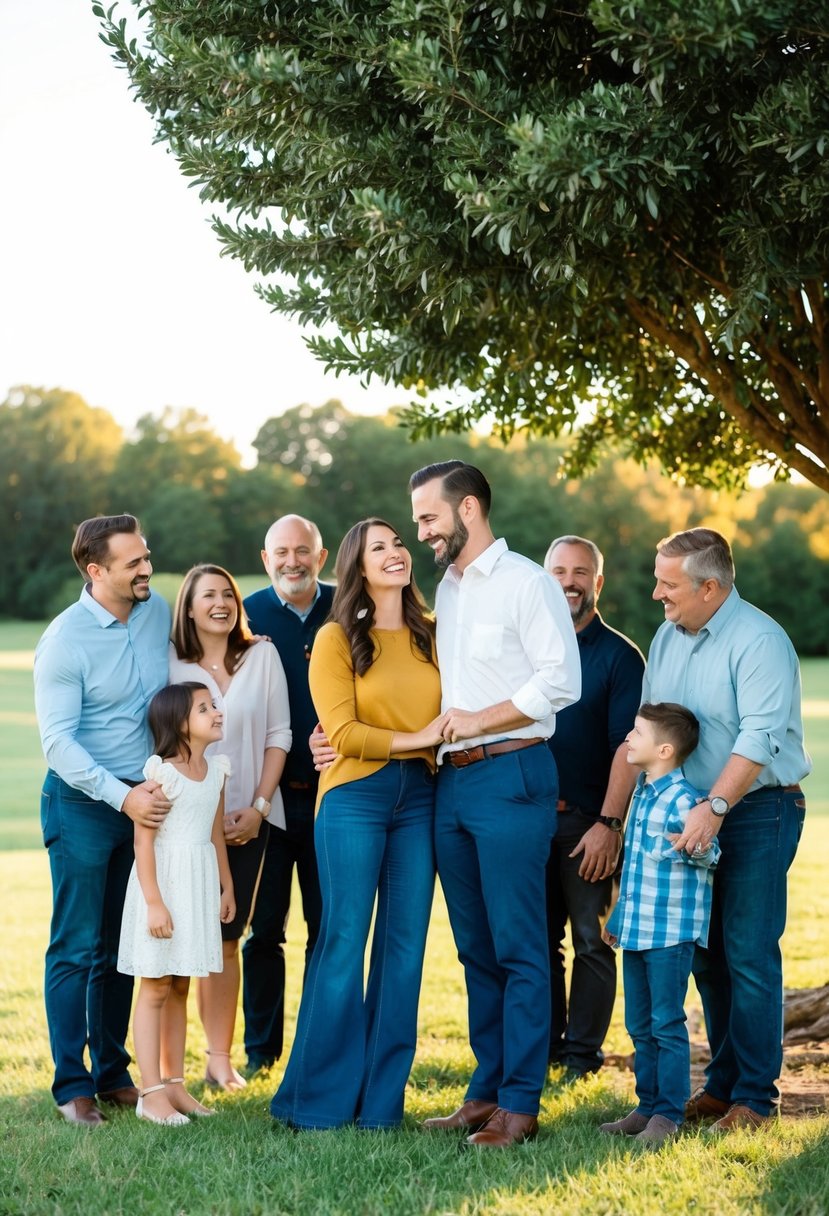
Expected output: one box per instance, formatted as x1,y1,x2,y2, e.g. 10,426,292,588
410,461,581,1148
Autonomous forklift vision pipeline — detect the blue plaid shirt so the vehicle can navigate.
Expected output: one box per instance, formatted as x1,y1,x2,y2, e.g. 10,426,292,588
607,768,720,951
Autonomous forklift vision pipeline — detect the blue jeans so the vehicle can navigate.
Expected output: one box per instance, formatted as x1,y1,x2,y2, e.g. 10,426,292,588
623,942,695,1124
243,786,322,1068
693,787,805,1115
41,771,136,1105
435,744,557,1115
270,761,435,1129
546,807,617,1072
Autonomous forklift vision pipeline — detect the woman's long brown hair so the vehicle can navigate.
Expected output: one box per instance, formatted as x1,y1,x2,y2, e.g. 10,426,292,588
171,563,253,675
329,519,436,677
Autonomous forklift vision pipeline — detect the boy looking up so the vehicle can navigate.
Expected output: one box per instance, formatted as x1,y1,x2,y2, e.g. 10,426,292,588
601,702,719,1146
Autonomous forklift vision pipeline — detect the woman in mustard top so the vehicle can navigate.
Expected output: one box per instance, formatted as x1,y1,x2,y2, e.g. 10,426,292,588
271,519,445,1130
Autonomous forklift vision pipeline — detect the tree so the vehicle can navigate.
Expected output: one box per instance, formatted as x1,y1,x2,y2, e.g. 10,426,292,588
98,1,829,492
0,387,123,617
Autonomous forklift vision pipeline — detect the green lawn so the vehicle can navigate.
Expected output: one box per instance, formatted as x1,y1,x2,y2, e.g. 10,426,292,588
1,621,827,1215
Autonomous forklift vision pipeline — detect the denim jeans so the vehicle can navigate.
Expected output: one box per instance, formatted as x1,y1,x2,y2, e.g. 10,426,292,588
41,771,136,1104
243,786,322,1068
693,787,805,1115
270,761,435,1129
435,743,557,1115
546,807,617,1072
623,941,695,1124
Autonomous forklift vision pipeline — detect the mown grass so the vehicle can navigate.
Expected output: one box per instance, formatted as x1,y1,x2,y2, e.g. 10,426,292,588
1,620,827,1215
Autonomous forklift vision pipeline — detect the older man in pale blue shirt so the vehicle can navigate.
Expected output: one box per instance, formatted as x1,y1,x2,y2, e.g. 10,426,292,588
34,515,172,1126
643,527,810,1133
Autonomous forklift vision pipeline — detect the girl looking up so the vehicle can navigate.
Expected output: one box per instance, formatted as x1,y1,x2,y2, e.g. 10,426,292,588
118,682,234,1125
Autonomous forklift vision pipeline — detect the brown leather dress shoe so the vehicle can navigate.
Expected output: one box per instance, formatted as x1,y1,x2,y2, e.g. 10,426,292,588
466,1107,539,1148
684,1087,730,1122
705,1104,770,1134
421,1099,498,1132
98,1086,140,1109
57,1097,106,1126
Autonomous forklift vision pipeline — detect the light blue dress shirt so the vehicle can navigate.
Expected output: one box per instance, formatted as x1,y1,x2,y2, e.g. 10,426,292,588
34,585,171,811
642,587,811,793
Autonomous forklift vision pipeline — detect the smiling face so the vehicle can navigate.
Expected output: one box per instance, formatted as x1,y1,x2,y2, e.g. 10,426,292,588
652,552,721,634
185,688,224,746
359,524,412,596
188,572,238,640
625,714,667,772
87,531,153,619
410,478,470,568
546,541,603,631
262,516,327,608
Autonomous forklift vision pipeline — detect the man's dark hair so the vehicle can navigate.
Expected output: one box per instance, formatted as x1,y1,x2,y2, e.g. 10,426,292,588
638,701,700,765
408,460,492,517
71,514,143,580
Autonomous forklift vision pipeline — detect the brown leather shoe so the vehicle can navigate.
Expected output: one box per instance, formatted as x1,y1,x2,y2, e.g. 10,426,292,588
57,1097,106,1126
421,1099,498,1132
684,1087,730,1122
466,1107,539,1148
705,1104,770,1134
98,1086,139,1109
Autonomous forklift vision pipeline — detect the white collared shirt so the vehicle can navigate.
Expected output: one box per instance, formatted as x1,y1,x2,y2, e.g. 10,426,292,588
435,538,581,760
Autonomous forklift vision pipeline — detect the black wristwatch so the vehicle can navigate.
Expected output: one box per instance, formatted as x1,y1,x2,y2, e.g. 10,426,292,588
597,815,624,833
709,796,730,818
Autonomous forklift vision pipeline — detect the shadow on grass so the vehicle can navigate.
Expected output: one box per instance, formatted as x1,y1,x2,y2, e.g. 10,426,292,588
758,1122,829,1215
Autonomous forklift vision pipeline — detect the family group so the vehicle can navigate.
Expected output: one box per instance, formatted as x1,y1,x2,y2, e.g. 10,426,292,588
33,459,809,1147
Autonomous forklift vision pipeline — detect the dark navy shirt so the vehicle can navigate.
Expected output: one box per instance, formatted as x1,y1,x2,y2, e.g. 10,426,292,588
548,611,645,816
243,582,334,789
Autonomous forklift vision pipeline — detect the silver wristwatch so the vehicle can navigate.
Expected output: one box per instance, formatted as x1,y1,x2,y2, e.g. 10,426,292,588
253,796,271,819
709,796,730,817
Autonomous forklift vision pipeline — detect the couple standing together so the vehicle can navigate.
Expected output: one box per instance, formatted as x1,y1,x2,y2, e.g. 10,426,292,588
271,460,581,1145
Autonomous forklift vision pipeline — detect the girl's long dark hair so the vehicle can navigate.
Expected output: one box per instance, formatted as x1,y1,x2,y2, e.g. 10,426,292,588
329,518,436,678
148,681,208,764
172,563,253,675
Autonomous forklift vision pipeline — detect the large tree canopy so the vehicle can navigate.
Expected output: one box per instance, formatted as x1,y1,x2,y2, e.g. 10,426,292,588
98,1,829,489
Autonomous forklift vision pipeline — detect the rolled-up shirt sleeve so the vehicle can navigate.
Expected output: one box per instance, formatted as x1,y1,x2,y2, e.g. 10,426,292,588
510,570,581,720
731,631,797,767
34,636,130,811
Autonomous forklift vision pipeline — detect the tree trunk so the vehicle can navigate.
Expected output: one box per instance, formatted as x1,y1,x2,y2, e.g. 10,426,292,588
784,985,829,1044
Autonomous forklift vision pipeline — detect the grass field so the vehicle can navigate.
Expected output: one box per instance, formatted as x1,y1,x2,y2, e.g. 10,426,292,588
1,620,827,1215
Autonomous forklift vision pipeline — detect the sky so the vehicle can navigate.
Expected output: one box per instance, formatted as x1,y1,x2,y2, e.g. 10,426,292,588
0,2,400,461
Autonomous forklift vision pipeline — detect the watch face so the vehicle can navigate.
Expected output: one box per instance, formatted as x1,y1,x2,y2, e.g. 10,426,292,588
710,797,729,816
600,816,623,832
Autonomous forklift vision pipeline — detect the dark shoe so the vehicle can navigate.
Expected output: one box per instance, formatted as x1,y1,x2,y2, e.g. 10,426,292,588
684,1087,730,1123
633,1114,678,1146
466,1108,539,1148
599,1109,650,1136
705,1104,771,1134
57,1097,106,1127
98,1085,139,1109
421,1099,498,1133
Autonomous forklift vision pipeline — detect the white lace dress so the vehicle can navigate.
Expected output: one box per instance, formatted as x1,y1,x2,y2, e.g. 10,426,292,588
117,754,231,978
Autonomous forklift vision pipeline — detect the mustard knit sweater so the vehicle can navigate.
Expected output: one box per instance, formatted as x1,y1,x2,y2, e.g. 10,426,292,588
309,622,441,806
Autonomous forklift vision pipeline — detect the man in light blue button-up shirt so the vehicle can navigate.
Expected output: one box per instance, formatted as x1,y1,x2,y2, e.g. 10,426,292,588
33,514,172,1125
643,527,810,1132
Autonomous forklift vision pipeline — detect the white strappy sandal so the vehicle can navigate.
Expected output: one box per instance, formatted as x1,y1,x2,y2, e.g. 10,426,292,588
136,1083,190,1126
163,1077,216,1118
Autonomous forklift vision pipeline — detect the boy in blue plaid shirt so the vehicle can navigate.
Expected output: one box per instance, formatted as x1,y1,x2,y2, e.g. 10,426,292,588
600,702,720,1145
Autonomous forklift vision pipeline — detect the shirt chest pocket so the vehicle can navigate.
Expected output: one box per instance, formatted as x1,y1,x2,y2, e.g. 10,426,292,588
468,623,504,661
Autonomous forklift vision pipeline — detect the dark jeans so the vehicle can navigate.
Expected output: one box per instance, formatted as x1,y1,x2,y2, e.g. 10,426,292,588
435,744,557,1115
694,787,805,1115
271,761,435,1128
624,941,695,1124
41,771,136,1105
546,807,617,1072
242,786,322,1068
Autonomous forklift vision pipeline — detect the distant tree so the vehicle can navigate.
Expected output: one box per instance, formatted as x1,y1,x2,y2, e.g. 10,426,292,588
110,406,241,506
99,1,829,492
139,482,227,573
0,387,122,617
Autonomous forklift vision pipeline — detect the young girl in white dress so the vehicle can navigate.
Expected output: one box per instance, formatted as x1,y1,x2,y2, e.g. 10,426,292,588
118,681,235,1125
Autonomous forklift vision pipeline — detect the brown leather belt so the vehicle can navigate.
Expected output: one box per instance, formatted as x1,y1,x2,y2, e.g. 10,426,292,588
445,737,544,769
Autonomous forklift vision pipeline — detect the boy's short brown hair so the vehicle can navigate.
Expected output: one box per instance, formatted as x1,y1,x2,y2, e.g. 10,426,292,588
637,702,699,765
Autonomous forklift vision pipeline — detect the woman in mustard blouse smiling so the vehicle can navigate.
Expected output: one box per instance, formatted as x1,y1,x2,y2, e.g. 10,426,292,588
271,518,446,1130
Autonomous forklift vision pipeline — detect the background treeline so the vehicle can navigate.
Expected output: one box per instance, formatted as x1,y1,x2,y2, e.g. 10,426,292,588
4,386,829,655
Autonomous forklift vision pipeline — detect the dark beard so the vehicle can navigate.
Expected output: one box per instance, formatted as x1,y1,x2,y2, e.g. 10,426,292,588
434,512,469,568
569,587,595,626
